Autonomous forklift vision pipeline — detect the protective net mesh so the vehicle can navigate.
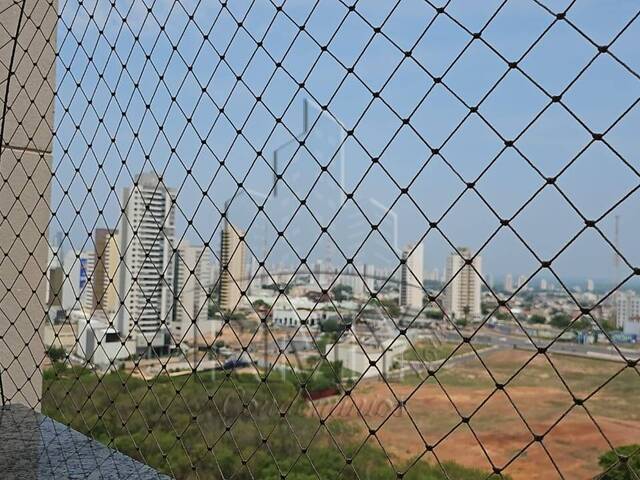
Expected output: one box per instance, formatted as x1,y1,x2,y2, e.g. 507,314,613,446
1,0,640,479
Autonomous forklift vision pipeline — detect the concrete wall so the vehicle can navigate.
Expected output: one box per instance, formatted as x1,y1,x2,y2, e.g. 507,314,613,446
0,0,56,409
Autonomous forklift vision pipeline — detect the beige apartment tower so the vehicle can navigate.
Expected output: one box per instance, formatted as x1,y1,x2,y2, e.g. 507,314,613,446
218,221,246,312
399,242,424,311
93,228,120,313
444,247,482,322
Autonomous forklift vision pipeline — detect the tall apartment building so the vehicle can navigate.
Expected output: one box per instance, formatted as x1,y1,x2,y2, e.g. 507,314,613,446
444,247,482,322
103,231,121,314
540,278,548,291
504,273,514,292
361,263,376,294
116,172,176,350
218,221,246,312
93,228,120,313
173,241,213,341
399,242,424,310
62,249,95,314
46,244,64,308
615,291,640,334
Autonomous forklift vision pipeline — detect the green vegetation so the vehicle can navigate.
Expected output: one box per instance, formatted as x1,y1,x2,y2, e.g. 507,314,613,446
375,297,400,318
528,314,546,324
316,332,331,355
599,445,640,480
404,341,458,362
549,313,594,331
301,358,343,393
569,317,591,330
403,340,490,364
332,284,353,302
320,317,350,337
42,366,502,479
424,309,444,319
252,299,271,310
550,313,571,329
47,345,66,362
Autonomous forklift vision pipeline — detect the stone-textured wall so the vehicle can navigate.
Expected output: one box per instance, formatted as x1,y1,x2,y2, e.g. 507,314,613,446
0,0,56,410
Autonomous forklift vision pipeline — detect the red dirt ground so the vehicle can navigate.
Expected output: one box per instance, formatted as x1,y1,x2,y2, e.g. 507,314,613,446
318,350,640,479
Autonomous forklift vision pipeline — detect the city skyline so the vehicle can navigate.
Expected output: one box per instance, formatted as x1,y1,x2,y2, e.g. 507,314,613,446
2,1,639,479
52,1,640,284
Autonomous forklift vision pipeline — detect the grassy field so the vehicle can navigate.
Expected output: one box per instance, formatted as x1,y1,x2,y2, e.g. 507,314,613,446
40,348,638,479
41,362,501,480
402,340,490,363
326,348,640,480
403,340,458,362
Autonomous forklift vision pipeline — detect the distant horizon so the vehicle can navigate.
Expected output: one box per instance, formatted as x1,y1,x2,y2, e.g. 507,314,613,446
51,1,640,299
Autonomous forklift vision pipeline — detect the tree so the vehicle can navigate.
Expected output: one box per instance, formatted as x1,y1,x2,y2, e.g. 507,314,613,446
377,298,400,317
425,308,443,319
550,313,571,329
252,298,271,310
41,366,504,480
569,317,591,331
332,284,353,302
320,318,346,334
599,445,640,480
528,314,546,325
208,301,220,318
47,346,66,363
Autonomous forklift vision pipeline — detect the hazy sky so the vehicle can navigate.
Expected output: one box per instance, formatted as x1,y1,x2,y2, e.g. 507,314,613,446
52,0,640,286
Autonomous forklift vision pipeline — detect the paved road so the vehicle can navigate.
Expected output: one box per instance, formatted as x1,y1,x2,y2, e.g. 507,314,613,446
438,329,639,363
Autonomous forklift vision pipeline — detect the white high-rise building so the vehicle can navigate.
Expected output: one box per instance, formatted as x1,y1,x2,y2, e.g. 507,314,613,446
173,241,213,341
218,221,246,312
116,172,176,350
540,278,548,291
444,247,482,322
313,258,336,291
362,264,376,293
349,265,366,299
504,274,514,292
62,249,95,314
517,275,527,290
336,265,360,299
399,243,424,310
587,279,595,292
615,291,640,333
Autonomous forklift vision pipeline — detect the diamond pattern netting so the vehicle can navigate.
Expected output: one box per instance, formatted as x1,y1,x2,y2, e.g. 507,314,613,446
1,0,640,479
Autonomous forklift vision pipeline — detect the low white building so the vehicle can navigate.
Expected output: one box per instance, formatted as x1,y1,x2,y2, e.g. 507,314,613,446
181,318,224,349
271,297,328,327
332,331,408,378
74,310,133,369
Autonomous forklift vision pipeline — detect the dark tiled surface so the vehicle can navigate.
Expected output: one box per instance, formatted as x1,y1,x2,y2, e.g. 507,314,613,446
0,404,170,479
